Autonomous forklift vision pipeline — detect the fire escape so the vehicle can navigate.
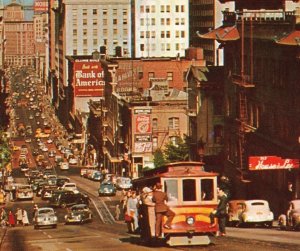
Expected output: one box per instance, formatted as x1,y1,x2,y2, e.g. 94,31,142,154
233,15,255,182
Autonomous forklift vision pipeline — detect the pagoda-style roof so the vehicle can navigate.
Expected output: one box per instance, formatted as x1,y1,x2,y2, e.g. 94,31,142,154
276,30,300,46
197,26,240,42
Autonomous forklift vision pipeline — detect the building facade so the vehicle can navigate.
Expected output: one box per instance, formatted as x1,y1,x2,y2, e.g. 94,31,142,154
134,0,189,58
201,0,300,216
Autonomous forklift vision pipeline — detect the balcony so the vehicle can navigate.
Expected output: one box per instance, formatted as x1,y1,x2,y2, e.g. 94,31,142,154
231,74,255,88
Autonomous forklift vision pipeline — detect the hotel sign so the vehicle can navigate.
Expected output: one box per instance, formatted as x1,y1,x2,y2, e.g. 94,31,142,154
34,0,48,12
73,60,105,97
249,156,299,170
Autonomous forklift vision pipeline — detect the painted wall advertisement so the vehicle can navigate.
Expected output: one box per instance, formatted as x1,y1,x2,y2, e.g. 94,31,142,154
135,114,151,134
249,156,300,170
134,133,152,153
34,0,48,12
73,60,105,97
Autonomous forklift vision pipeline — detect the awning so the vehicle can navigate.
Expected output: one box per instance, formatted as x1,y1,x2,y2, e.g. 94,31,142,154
197,26,240,42
276,30,300,46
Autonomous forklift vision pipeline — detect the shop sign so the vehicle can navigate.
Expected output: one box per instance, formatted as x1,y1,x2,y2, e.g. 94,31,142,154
135,134,152,142
249,156,299,170
135,115,151,133
134,142,152,153
73,60,105,97
134,109,151,114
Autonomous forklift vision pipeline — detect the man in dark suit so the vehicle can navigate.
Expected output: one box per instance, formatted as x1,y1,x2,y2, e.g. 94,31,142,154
152,183,175,237
209,187,228,236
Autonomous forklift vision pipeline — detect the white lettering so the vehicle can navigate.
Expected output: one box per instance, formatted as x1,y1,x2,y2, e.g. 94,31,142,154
255,159,294,170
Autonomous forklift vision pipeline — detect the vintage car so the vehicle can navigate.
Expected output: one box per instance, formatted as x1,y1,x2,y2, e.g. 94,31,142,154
89,170,102,181
115,177,132,190
65,204,93,224
34,207,58,229
278,200,300,230
98,181,116,196
16,184,34,200
49,190,90,208
227,200,246,227
239,200,274,227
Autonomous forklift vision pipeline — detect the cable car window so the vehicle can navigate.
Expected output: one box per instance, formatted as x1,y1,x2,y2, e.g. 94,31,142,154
183,179,196,201
200,179,214,201
164,180,178,204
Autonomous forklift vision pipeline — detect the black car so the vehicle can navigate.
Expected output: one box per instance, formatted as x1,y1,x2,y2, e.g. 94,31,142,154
49,190,90,208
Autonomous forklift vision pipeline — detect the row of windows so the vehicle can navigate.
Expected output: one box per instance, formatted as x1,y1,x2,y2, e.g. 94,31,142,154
140,18,186,26
140,43,185,51
139,30,185,39
140,5,185,13
72,18,128,26
152,117,179,129
73,28,128,37
75,9,127,16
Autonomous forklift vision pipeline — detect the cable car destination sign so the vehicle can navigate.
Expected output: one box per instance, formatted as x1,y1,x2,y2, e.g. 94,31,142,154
249,156,299,170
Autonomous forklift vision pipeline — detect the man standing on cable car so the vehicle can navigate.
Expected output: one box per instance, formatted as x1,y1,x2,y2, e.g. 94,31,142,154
152,183,175,238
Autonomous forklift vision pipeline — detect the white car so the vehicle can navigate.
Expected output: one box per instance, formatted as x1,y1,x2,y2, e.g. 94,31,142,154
34,207,57,229
41,146,49,152
47,139,53,144
16,184,34,200
60,162,69,170
68,157,78,165
240,200,274,227
61,183,78,192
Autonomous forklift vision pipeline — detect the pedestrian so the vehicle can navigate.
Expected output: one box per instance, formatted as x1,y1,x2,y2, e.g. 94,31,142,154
8,210,15,227
126,191,139,233
33,204,39,218
0,207,7,228
209,187,228,236
152,183,175,238
22,209,29,226
115,204,120,221
15,208,23,225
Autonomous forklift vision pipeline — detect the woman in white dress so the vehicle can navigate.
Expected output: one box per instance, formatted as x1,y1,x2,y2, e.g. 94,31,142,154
22,209,29,226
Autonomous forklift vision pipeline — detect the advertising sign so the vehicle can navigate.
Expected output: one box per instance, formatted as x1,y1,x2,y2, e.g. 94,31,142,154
135,115,151,133
135,134,152,142
34,0,48,12
73,60,105,97
134,142,152,153
249,156,300,170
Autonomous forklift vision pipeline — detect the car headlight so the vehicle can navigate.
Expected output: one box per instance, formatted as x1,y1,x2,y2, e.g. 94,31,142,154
37,217,43,222
186,216,195,225
53,216,58,221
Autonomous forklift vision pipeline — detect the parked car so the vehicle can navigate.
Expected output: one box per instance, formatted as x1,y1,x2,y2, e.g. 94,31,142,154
239,200,274,227
68,157,78,165
278,200,300,230
56,176,70,187
65,204,93,224
115,177,132,190
98,181,116,196
89,171,102,181
16,184,34,200
49,190,90,208
33,207,58,229
41,185,58,200
227,200,246,227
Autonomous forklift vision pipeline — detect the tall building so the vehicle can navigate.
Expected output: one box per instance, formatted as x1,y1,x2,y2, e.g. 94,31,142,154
49,0,132,128
4,2,34,66
200,0,300,216
134,0,189,58
190,0,234,66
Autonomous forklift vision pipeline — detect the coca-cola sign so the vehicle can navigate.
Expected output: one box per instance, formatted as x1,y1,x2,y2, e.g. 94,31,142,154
249,156,299,170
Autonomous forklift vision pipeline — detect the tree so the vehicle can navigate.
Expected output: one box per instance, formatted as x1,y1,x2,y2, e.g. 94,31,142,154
164,136,189,163
153,148,166,168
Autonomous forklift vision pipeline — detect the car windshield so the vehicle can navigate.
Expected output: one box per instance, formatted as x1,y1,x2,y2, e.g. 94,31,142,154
39,209,53,214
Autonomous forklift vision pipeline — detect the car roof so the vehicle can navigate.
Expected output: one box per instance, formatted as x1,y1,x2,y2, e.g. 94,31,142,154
244,200,269,206
71,204,88,209
38,207,54,211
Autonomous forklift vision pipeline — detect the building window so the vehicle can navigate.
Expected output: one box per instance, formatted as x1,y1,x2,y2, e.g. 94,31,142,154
167,72,173,81
151,31,155,38
181,31,185,38
138,72,143,79
166,5,170,13
166,18,170,25
152,118,158,129
181,5,185,12
161,5,165,13
73,49,77,55
151,18,155,25
73,29,77,36
214,125,223,144
83,29,87,36
140,18,144,26
146,31,150,38
113,19,117,25
113,29,118,35
103,19,107,25
176,43,180,50
175,18,180,25
82,9,87,15
113,9,117,15
140,31,145,38
148,72,155,79
103,29,108,36
161,18,165,25
93,9,97,15
103,9,107,15
175,5,180,12
161,31,165,38
151,5,156,13
83,19,87,25
181,18,185,25
168,117,179,129
166,43,171,51
140,6,144,13
93,19,97,25
146,5,150,13
175,31,180,38
166,31,170,38
83,39,87,46
93,29,97,36
93,39,97,46
140,44,144,51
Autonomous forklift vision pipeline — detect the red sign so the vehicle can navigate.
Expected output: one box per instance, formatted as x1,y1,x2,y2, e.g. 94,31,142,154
135,115,151,133
249,156,299,170
73,61,105,97
34,0,48,12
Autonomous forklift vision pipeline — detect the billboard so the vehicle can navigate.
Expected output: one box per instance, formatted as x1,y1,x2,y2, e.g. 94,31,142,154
135,114,151,133
73,60,105,97
134,142,152,153
249,156,299,170
34,0,48,12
